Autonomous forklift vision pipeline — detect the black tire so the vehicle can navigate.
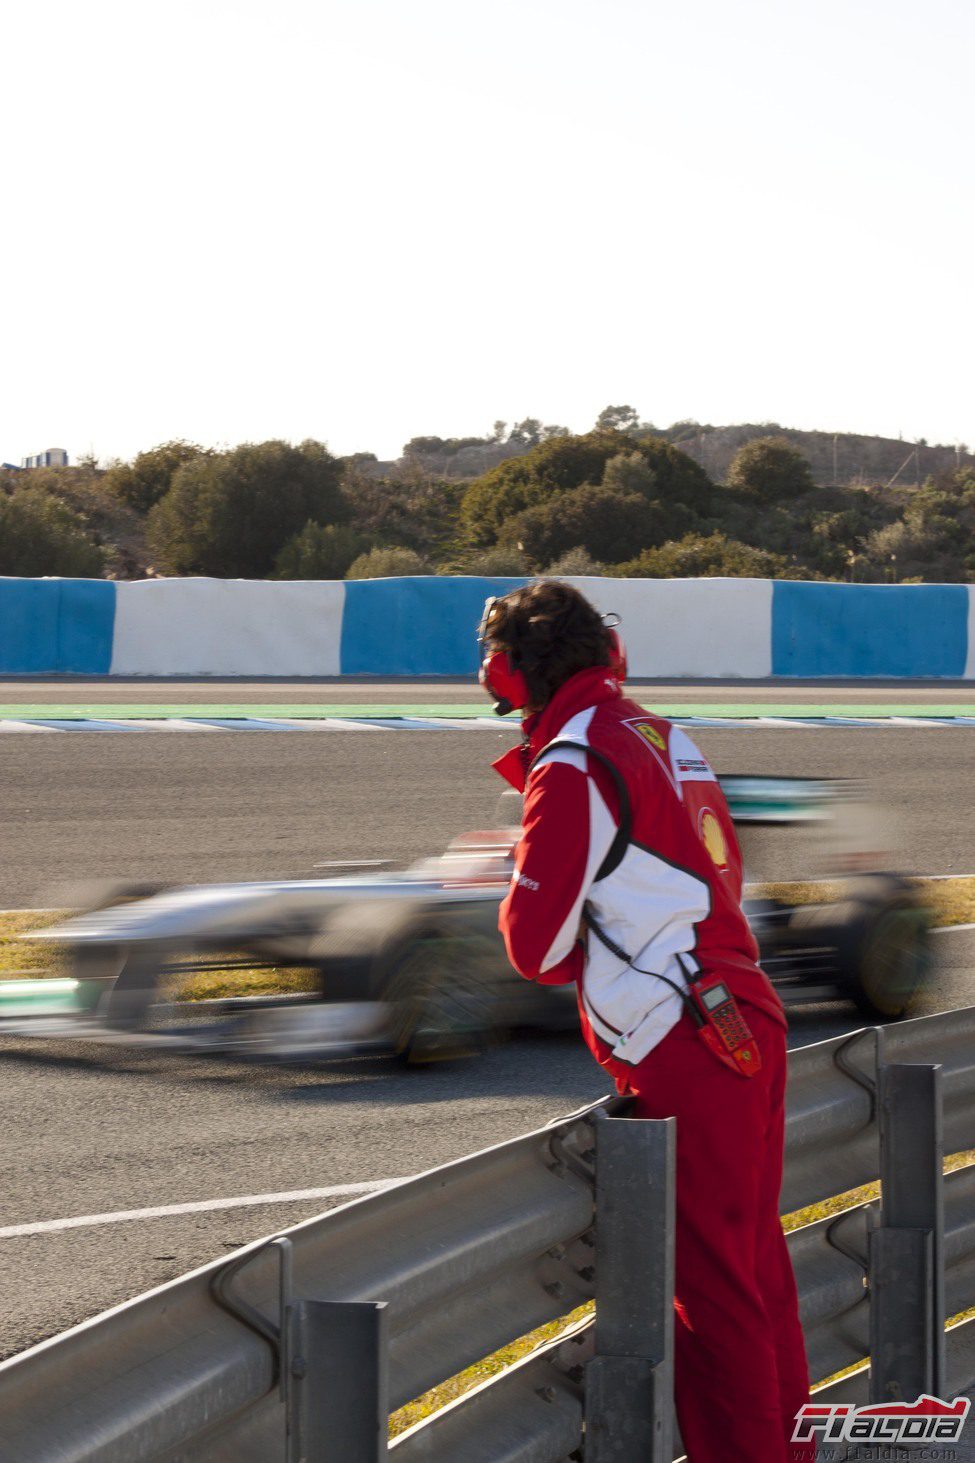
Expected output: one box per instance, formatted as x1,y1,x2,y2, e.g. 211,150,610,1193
381,934,501,1063
788,887,929,1020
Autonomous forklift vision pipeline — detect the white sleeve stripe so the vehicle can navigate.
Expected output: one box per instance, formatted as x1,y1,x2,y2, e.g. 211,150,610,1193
539,772,617,974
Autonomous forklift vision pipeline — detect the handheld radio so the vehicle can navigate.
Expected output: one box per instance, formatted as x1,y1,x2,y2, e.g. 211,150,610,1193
685,973,762,1078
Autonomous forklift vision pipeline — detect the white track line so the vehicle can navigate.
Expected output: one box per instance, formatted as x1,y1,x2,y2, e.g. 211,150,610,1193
0,1179,405,1240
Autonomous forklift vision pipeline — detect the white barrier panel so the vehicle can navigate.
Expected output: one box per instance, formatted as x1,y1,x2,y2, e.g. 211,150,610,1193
966,587,975,680
111,579,345,677
564,577,773,678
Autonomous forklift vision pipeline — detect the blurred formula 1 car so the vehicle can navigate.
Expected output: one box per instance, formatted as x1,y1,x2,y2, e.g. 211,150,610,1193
7,777,931,1060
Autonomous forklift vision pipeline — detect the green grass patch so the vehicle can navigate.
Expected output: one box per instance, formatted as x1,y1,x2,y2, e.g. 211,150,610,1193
3,702,975,721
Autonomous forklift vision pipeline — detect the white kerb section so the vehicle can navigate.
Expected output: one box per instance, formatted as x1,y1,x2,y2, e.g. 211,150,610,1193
563,577,773,679
111,579,346,676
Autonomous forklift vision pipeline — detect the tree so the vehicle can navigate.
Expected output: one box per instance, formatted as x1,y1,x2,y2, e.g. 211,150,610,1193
596,404,640,433
618,532,792,579
0,487,105,576
602,451,657,498
507,418,544,448
727,437,815,502
103,441,207,515
148,439,346,576
501,486,670,568
345,546,430,578
342,466,464,557
273,522,370,579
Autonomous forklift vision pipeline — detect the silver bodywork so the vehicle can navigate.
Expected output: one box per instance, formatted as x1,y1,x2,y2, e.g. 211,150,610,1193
10,778,927,1057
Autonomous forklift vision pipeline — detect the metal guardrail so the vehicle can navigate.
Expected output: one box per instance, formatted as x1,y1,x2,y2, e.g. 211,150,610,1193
783,1005,975,1212
0,1005,974,1462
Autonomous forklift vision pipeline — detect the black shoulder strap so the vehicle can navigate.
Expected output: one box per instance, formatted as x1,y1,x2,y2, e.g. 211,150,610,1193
528,738,632,880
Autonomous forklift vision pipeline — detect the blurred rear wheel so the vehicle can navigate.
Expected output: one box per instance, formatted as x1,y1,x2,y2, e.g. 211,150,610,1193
787,889,929,1020
383,936,499,1063
846,903,930,1020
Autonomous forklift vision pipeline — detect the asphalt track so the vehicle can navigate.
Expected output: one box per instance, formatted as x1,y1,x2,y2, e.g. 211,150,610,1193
1,678,973,1366
2,679,975,904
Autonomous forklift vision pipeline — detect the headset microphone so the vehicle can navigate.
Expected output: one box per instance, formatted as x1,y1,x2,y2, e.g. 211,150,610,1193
478,597,529,716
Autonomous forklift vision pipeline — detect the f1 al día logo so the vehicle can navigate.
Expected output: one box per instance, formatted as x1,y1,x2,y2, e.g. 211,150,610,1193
793,1394,971,1448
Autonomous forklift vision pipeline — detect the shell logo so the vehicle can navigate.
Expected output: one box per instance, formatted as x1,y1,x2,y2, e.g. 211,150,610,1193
698,807,729,869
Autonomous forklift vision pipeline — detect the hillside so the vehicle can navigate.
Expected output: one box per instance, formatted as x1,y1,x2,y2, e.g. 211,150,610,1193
2,418,973,584
664,424,974,490
395,423,975,488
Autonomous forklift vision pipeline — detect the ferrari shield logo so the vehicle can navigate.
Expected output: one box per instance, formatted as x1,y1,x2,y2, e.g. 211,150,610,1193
631,721,667,753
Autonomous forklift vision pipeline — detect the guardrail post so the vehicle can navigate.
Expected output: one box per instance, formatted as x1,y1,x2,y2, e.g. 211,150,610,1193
585,1115,676,1462
869,1061,945,1403
285,1299,388,1463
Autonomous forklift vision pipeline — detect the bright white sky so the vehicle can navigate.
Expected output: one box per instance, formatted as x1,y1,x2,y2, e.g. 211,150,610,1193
3,0,972,466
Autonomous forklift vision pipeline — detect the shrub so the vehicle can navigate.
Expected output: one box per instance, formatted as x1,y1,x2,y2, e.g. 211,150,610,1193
461,431,715,548
501,486,665,568
0,487,105,577
345,546,431,578
456,546,529,575
618,532,791,578
273,522,370,579
727,437,815,502
148,439,346,576
543,547,605,576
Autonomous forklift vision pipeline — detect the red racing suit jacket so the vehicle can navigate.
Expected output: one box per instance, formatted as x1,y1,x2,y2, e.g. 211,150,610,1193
495,666,786,1069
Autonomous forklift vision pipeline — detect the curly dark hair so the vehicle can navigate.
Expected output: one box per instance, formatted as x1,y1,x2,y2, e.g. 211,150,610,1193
483,580,613,709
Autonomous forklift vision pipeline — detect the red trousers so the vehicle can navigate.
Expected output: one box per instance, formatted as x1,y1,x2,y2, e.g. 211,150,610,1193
602,1004,816,1463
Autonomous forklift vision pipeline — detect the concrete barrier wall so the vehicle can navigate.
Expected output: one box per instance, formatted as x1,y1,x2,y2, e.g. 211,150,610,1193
110,579,345,676
341,576,523,676
563,577,774,679
0,578,116,674
0,575,972,677
771,582,969,678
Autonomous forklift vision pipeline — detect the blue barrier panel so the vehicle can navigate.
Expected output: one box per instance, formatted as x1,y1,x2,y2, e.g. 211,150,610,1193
0,578,116,674
341,577,525,675
772,582,969,678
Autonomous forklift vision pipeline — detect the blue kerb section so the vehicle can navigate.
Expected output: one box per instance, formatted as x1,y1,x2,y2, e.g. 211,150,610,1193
341,577,526,675
772,582,969,678
0,578,116,674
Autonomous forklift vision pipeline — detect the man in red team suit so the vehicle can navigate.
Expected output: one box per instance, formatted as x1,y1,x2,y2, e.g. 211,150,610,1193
480,580,815,1463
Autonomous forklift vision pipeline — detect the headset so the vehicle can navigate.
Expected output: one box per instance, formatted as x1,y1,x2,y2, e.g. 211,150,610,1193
478,597,627,717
